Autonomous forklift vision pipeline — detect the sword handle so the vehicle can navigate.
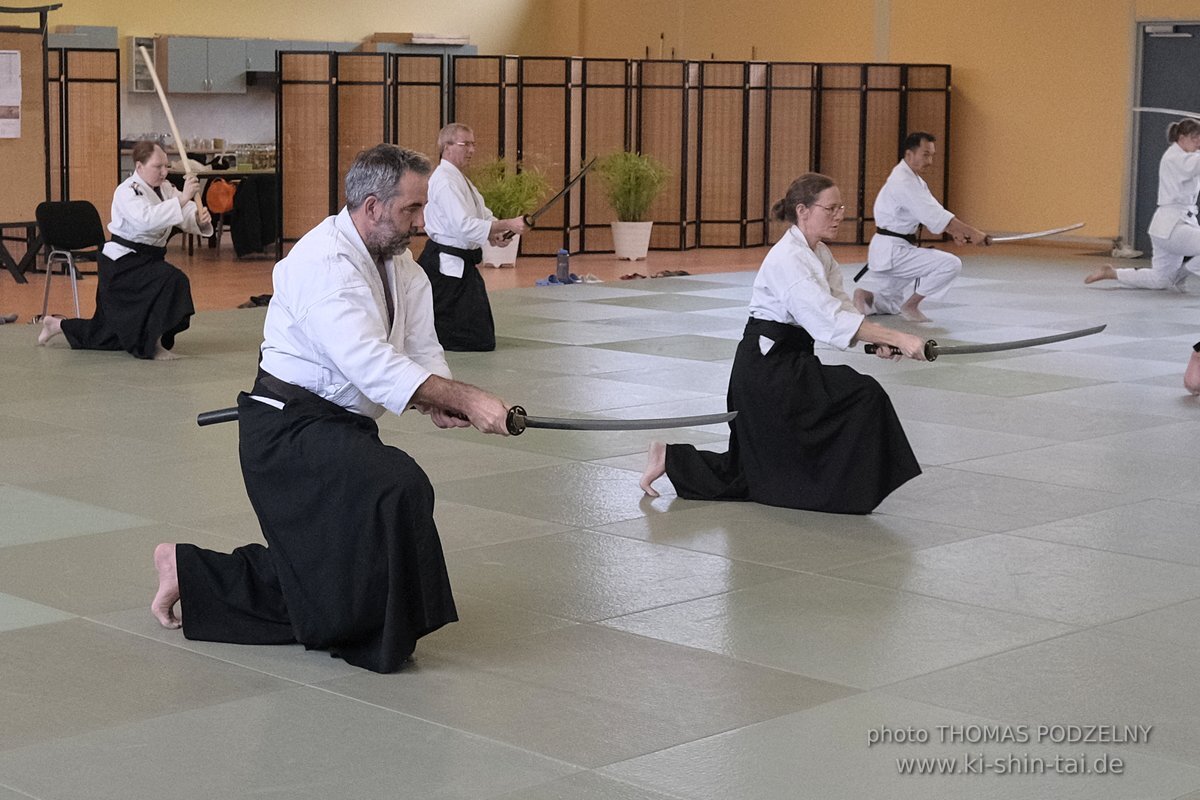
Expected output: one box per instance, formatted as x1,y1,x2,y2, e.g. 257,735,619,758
863,339,938,361
505,405,527,436
198,407,240,426
500,215,535,242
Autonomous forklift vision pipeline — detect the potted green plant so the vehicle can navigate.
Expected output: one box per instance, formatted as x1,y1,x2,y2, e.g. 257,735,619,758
593,150,670,260
469,159,549,267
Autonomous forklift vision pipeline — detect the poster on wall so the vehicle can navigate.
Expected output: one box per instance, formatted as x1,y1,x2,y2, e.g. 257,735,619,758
0,50,20,138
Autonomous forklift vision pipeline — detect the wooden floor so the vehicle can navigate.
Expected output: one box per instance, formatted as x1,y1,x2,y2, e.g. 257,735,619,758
0,232,868,323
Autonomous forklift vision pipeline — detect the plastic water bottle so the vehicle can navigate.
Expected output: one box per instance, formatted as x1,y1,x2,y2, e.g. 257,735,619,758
556,248,570,282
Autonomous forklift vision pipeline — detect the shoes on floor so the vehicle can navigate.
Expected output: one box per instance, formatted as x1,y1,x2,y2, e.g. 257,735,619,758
0,313,17,324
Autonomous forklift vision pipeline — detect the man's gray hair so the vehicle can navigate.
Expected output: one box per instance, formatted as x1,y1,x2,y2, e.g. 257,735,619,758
437,122,473,156
344,144,432,211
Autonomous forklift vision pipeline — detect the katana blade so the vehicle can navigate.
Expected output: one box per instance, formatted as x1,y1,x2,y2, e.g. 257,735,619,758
864,324,1106,361
502,157,598,240
505,406,735,435
987,222,1085,243
528,156,597,225
199,405,738,434
1134,106,1200,119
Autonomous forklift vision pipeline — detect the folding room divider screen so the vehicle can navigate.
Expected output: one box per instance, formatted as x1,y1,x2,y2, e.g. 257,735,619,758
278,52,950,255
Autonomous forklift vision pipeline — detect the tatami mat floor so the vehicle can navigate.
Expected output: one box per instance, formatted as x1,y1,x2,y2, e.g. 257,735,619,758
2,241,1200,799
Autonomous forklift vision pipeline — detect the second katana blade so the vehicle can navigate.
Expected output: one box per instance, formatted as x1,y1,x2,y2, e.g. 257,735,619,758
865,324,1106,361
505,406,736,435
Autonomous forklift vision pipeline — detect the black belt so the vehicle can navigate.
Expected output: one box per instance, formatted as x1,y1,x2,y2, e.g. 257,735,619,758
874,227,918,244
425,239,482,262
855,227,921,281
110,234,167,259
745,317,815,355
251,367,318,405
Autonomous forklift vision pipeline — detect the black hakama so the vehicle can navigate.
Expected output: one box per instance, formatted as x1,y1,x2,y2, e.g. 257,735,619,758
666,317,920,514
416,239,496,352
60,244,194,359
176,378,458,673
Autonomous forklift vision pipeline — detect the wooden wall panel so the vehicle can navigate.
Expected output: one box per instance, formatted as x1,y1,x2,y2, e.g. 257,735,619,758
336,84,386,208
335,53,387,209
394,55,443,156
48,51,62,203
452,56,510,162
520,82,570,254
581,59,628,251
281,81,331,240
0,31,47,223
863,89,901,242
62,49,119,230
698,62,743,247
817,65,862,245
745,63,767,247
905,89,948,203
766,64,816,243
638,61,691,250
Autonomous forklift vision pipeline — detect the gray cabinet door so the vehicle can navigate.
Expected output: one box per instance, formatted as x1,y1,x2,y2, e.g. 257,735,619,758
206,38,247,94
165,36,209,93
244,39,280,71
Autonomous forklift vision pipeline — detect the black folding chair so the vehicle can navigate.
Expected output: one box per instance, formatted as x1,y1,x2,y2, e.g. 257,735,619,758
34,200,106,319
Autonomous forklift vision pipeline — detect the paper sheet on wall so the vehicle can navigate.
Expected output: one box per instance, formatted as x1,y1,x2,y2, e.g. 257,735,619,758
0,50,20,139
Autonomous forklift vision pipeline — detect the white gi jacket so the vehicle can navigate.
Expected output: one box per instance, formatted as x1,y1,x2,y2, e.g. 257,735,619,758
749,227,865,352
102,173,212,259
868,160,955,272
259,208,452,419
422,160,495,278
1147,142,1200,240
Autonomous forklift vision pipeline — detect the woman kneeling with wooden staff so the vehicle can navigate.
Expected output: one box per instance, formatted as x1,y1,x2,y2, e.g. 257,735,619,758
38,140,211,359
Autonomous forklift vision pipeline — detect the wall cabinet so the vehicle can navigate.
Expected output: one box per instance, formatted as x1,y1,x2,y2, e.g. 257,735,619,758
156,36,247,93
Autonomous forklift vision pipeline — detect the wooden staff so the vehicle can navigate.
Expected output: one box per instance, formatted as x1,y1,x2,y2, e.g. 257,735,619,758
138,45,193,177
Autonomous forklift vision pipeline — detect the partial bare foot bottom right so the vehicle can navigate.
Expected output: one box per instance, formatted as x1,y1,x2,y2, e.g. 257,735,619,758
151,543,182,629
852,288,875,316
639,440,667,497
153,342,182,361
1084,265,1117,284
37,316,63,346
899,304,931,323
1186,351,1200,396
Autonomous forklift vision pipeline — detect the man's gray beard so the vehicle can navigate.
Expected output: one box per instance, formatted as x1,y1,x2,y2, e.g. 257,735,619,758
367,232,411,262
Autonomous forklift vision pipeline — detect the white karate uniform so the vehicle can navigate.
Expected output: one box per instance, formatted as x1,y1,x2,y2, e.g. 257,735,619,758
861,160,960,314
103,173,212,260
422,160,494,278
1116,142,1200,290
259,208,451,419
749,227,865,351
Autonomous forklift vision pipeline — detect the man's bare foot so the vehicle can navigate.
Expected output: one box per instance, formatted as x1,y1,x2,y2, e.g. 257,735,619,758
151,543,182,629
37,315,63,346
1084,265,1117,284
639,440,667,497
852,288,875,316
153,340,181,361
899,302,931,323
1185,351,1200,396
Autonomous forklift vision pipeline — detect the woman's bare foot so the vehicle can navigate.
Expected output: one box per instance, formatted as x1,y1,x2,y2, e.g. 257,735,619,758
1084,265,1117,284
1185,350,1200,396
639,441,667,497
153,340,181,361
37,315,63,346
852,288,875,316
151,543,182,629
